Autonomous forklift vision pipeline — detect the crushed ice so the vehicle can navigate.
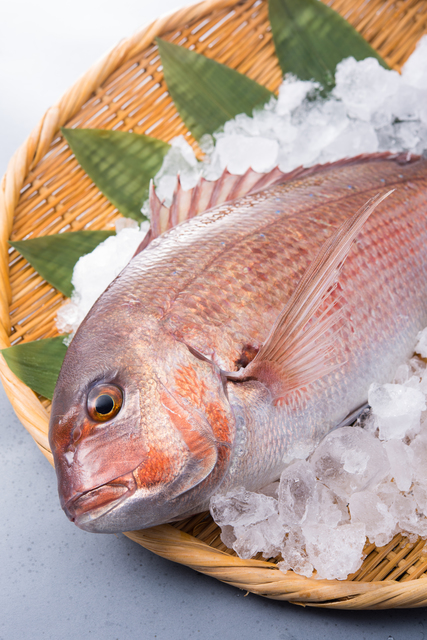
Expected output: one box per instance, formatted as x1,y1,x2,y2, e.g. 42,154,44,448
154,36,427,204
56,219,150,338
211,352,427,580
55,37,427,579
207,38,427,581
57,37,427,337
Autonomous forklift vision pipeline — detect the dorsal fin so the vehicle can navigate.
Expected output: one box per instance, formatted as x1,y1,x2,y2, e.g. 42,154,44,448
133,152,417,256
134,165,290,253
151,166,290,239
226,190,394,403
149,180,169,238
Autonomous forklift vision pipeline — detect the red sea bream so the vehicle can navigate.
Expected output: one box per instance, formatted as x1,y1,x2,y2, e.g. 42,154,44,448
49,153,427,533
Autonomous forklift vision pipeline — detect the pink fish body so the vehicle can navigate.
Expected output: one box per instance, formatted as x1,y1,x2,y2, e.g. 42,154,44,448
49,154,427,533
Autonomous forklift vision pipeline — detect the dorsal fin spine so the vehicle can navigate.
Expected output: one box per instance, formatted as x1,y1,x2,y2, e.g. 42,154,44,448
134,152,417,256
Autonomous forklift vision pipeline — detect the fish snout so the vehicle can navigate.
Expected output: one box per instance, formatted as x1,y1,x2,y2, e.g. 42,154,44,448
64,472,136,526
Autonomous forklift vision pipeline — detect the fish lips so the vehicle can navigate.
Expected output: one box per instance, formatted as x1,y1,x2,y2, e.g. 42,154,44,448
68,483,200,533
64,472,137,530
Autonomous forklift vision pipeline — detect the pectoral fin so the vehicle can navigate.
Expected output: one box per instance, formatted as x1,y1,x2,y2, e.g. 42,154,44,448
227,191,393,402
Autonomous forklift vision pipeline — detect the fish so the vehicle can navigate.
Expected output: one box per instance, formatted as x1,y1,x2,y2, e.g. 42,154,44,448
49,152,427,534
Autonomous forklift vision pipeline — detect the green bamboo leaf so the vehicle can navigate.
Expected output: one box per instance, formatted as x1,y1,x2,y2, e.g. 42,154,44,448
62,129,170,222
10,230,114,298
269,0,390,90
157,38,274,141
2,338,67,400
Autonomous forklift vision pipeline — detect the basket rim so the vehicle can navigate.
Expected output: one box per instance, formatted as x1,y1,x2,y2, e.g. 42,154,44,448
2,0,427,608
124,526,427,608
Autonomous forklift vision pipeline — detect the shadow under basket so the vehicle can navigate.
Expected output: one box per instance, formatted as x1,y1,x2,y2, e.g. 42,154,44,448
2,0,427,609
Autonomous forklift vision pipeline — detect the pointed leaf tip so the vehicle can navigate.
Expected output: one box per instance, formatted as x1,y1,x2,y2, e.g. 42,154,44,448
10,230,115,298
2,337,68,400
156,38,274,141
269,0,390,90
62,128,170,222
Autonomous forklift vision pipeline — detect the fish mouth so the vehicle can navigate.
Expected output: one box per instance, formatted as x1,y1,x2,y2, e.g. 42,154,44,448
64,472,136,526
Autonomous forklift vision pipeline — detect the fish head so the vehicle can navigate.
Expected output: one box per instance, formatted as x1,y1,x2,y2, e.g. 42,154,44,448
49,310,235,533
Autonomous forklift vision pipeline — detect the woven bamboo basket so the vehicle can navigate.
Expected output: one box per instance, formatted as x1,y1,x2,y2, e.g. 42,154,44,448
2,0,427,610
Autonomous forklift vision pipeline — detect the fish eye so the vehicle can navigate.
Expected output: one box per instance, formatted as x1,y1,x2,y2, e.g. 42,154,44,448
87,384,123,422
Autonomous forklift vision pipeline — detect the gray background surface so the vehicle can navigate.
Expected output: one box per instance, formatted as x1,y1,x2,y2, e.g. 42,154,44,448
1,1,427,638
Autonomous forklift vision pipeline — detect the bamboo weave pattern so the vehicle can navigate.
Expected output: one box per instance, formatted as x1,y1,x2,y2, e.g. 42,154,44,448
1,0,427,608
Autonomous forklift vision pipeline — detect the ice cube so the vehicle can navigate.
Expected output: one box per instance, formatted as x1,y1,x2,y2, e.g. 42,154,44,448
171,135,199,167
409,356,427,379
223,112,260,137
310,427,389,499
318,120,378,163
410,434,427,485
409,483,427,539
219,525,236,549
233,513,287,559
276,76,317,116
384,439,414,491
393,364,412,385
214,134,279,174
303,482,348,528
210,487,287,560
286,99,349,168
389,491,419,534
210,486,278,528
304,522,366,580
374,480,427,538
251,108,285,140
278,529,313,578
349,490,397,547
376,123,401,154
393,121,420,152
375,478,401,509
154,136,201,204
388,85,425,122
368,382,426,440
334,57,400,122
56,300,82,335
413,482,427,517
278,460,316,526
281,440,316,466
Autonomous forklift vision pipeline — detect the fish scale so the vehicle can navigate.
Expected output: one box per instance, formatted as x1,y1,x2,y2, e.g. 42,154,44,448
122,159,427,372
49,154,427,532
